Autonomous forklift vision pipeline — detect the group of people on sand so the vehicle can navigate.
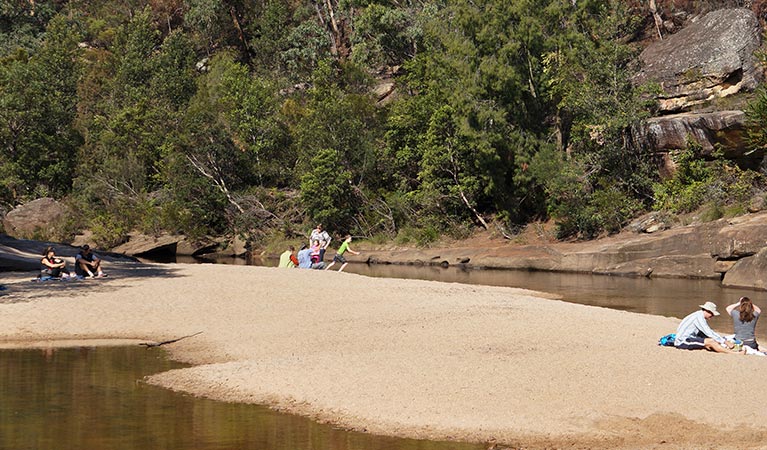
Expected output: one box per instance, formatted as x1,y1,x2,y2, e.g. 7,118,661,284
674,297,762,354
38,245,107,281
278,224,360,272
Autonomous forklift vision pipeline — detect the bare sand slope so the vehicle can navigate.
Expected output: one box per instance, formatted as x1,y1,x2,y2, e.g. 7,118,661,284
1,264,766,449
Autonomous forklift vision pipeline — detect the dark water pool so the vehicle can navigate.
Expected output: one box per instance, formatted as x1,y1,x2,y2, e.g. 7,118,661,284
0,346,484,450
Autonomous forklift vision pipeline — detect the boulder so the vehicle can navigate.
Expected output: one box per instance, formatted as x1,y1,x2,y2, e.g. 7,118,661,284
721,247,767,290
638,111,748,157
111,233,185,257
2,198,67,239
635,8,762,113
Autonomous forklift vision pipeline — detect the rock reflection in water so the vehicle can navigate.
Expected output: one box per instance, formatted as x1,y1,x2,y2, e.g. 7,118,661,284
0,346,484,450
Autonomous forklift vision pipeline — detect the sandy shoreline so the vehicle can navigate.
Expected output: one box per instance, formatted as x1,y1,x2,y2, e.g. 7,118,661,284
1,263,767,449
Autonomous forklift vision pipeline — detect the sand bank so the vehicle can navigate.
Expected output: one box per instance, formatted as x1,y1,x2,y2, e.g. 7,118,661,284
1,263,766,449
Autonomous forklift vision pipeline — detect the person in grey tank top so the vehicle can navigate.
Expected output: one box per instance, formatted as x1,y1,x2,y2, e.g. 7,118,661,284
726,297,762,350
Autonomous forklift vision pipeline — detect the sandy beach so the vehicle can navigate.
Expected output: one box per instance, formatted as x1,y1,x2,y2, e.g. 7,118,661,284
1,263,767,449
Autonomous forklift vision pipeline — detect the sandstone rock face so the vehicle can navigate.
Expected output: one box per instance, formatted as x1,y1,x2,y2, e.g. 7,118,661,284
2,198,66,239
635,8,762,113
110,232,230,257
363,212,767,289
638,110,747,157
111,233,185,256
722,247,767,290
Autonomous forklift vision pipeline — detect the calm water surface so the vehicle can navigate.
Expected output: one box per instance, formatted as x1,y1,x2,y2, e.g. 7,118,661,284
0,346,484,450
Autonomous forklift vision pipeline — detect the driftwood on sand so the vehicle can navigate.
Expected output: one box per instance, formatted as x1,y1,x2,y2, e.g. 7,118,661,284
139,331,203,348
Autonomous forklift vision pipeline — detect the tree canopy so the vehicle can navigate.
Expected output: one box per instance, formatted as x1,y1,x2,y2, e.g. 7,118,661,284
0,0,764,246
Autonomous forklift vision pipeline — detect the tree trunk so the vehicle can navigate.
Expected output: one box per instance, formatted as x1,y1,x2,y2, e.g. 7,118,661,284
649,0,663,40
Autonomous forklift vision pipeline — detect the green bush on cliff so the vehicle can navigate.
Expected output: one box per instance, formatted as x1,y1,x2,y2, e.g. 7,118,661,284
653,145,762,216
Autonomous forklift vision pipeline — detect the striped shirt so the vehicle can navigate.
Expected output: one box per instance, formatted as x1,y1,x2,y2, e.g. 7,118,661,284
674,310,726,346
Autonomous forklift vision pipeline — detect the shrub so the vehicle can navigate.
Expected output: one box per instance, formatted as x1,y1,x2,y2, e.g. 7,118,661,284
653,145,763,218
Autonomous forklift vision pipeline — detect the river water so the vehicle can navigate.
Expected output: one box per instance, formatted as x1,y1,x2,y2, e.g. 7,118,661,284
1,346,483,450
3,257,765,449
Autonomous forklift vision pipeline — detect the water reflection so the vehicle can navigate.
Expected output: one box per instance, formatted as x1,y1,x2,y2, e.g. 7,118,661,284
0,346,483,450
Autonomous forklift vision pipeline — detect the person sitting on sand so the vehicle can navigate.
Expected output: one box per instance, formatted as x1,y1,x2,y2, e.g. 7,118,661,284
324,235,360,272
40,246,73,279
674,301,743,354
726,297,761,351
278,245,297,268
297,244,325,269
309,240,321,264
75,244,106,278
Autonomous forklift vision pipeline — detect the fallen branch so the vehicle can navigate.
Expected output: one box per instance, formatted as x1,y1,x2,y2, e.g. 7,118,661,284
139,331,203,348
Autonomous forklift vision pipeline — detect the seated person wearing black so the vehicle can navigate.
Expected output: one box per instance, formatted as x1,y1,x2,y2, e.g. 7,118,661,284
40,246,72,279
75,245,106,278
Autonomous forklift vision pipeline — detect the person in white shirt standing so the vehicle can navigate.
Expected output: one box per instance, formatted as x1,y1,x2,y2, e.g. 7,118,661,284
309,224,331,262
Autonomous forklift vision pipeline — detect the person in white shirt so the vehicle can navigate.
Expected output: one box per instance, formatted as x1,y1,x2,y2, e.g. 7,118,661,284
309,224,331,262
674,301,743,354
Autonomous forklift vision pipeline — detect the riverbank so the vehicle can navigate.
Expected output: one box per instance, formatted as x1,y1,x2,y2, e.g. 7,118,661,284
1,263,766,449
357,212,767,291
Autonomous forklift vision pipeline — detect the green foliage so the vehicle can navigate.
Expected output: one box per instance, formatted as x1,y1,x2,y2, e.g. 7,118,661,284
281,21,330,80
299,148,355,232
350,2,422,67
0,15,83,206
530,145,642,239
653,145,763,218
3,0,763,249
746,84,767,154
416,105,492,222
0,0,59,56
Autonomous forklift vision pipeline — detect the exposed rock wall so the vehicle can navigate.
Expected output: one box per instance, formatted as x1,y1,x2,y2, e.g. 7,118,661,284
364,212,767,291
2,198,66,240
635,8,763,113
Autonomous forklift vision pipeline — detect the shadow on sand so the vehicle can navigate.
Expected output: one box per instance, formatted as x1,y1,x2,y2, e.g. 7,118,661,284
0,263,184,304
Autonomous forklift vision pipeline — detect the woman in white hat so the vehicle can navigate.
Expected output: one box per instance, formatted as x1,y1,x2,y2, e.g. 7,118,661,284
674,301,743,354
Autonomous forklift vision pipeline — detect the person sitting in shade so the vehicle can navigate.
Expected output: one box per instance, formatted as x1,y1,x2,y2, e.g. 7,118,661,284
40,246,73,279
324,235,360,272
278,245,297,268
75,245,106,278
674,301,743,354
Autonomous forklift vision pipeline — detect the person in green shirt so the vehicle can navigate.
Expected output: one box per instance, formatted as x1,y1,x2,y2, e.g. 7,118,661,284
278,245,297,268
325,235,359,272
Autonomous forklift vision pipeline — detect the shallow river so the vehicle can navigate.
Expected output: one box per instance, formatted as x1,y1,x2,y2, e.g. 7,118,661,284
3,257,765,449
1,346,483,450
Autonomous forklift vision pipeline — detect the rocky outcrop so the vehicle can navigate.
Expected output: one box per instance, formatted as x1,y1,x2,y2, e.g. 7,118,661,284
722,247,767,289
638,111,749,158
110,232,234,257
364,212,767,290
2,198,67,239
635,8,762,113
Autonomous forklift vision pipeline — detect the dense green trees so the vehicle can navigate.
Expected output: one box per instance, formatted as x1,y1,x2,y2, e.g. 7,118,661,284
0,0,763,246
